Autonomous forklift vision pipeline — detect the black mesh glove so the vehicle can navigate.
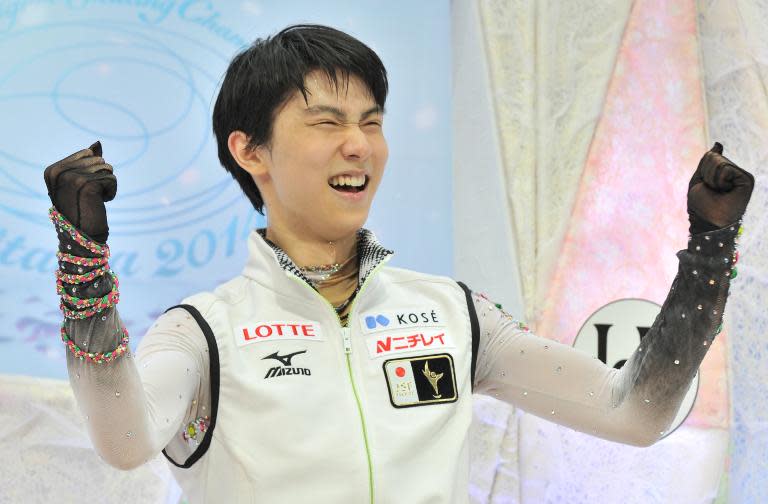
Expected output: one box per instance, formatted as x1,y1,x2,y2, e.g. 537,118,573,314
688,142,754,235
43,141,116,244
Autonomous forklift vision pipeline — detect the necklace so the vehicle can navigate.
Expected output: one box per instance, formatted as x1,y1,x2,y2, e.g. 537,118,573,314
300,263,342,282
301,252,359,321
299,251,358,284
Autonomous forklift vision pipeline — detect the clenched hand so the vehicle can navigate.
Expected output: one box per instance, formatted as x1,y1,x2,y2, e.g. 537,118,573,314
688,142,754,235
43,141,117,243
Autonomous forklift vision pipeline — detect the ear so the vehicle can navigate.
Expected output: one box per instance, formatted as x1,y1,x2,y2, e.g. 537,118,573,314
227,131,270,178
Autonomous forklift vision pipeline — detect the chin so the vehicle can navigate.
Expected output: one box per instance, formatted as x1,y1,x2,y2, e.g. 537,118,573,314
321,214,368,241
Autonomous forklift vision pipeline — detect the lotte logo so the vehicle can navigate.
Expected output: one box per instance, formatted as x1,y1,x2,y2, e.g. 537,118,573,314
243,323,316,340
236,321,325,347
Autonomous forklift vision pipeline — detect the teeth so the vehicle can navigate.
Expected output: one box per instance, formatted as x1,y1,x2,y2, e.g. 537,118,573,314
329,175,366,187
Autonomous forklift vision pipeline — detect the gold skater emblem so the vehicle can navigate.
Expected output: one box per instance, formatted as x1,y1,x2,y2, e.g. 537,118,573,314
422,361,444,398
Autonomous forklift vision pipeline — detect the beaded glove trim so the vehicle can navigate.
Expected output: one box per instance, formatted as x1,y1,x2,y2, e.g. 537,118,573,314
49,206,109,256
57,270,120,318
60,323,129,364
49,205,128,363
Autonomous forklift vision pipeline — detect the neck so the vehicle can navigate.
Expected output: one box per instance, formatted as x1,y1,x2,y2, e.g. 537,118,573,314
265,220,358,269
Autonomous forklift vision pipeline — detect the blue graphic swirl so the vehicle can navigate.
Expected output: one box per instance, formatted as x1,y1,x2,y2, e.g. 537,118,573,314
0,18,245,235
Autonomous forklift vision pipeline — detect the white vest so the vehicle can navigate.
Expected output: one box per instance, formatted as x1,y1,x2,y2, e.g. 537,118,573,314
166,231,476,503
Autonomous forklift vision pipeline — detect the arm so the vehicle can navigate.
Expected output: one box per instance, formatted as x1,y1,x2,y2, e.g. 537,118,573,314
473,143,753,446
473,223,738,446
66,306,206,469
45,143,209,469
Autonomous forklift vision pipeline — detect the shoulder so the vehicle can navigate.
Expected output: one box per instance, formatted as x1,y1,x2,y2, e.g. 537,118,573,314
380,264,455,284
182,274,248,305
177,274,250,319
378,265,466,296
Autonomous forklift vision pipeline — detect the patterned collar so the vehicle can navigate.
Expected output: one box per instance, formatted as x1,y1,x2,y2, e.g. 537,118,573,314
256,228,393,290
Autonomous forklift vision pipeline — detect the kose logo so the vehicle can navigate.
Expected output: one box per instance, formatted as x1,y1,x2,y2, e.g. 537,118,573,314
360,309,444,334
395,310,440,325
365,314,390,329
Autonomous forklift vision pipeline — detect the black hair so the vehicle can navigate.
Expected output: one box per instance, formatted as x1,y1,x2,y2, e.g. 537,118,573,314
212,24,389,214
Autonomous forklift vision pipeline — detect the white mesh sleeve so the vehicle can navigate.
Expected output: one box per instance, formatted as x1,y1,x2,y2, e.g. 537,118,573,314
472,225,738,447
66,306,209,469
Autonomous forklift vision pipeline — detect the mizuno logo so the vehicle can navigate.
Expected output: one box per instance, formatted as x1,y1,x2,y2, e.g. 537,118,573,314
262,350,307,367
262,350,312,380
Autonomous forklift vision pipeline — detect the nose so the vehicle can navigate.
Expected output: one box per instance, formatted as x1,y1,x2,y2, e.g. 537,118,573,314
340,123,373,161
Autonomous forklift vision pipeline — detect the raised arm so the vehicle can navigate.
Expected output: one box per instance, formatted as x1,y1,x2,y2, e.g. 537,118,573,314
473,143,754,446
44,143,207,468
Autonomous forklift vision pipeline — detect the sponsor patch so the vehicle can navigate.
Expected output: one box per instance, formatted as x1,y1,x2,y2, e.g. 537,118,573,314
359,308,444,334
383,353,458,408
366,329,454,358
262,349,312,379
236,321,324,347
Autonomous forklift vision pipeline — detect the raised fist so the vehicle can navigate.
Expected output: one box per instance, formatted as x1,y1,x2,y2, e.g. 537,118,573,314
44,141,117,243
687,142,754,235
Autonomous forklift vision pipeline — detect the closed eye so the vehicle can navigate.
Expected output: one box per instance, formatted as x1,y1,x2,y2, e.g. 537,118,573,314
310,120,382,128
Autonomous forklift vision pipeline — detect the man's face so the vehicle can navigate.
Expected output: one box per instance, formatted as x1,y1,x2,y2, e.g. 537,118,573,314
256,70,388,242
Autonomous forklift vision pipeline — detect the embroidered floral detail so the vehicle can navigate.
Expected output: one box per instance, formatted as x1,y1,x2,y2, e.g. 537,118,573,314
182,415,210,446
474,292,530,332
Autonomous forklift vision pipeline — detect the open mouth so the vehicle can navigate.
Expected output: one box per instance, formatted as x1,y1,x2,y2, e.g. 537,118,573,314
328,174,369,193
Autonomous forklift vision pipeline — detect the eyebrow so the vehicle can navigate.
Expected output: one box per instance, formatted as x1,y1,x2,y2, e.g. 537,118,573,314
304,105,385,121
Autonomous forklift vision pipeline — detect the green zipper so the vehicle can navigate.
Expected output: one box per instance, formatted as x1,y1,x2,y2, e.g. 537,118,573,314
286,257,391,504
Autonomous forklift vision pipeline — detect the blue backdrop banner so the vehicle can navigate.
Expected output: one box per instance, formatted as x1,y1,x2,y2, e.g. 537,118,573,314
0,0,451,379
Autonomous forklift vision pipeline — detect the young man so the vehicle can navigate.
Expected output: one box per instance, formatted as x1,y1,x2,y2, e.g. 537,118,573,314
44,25,754,503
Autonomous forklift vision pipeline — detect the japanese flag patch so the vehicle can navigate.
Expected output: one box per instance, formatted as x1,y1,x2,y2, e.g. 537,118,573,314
383,353,458,408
